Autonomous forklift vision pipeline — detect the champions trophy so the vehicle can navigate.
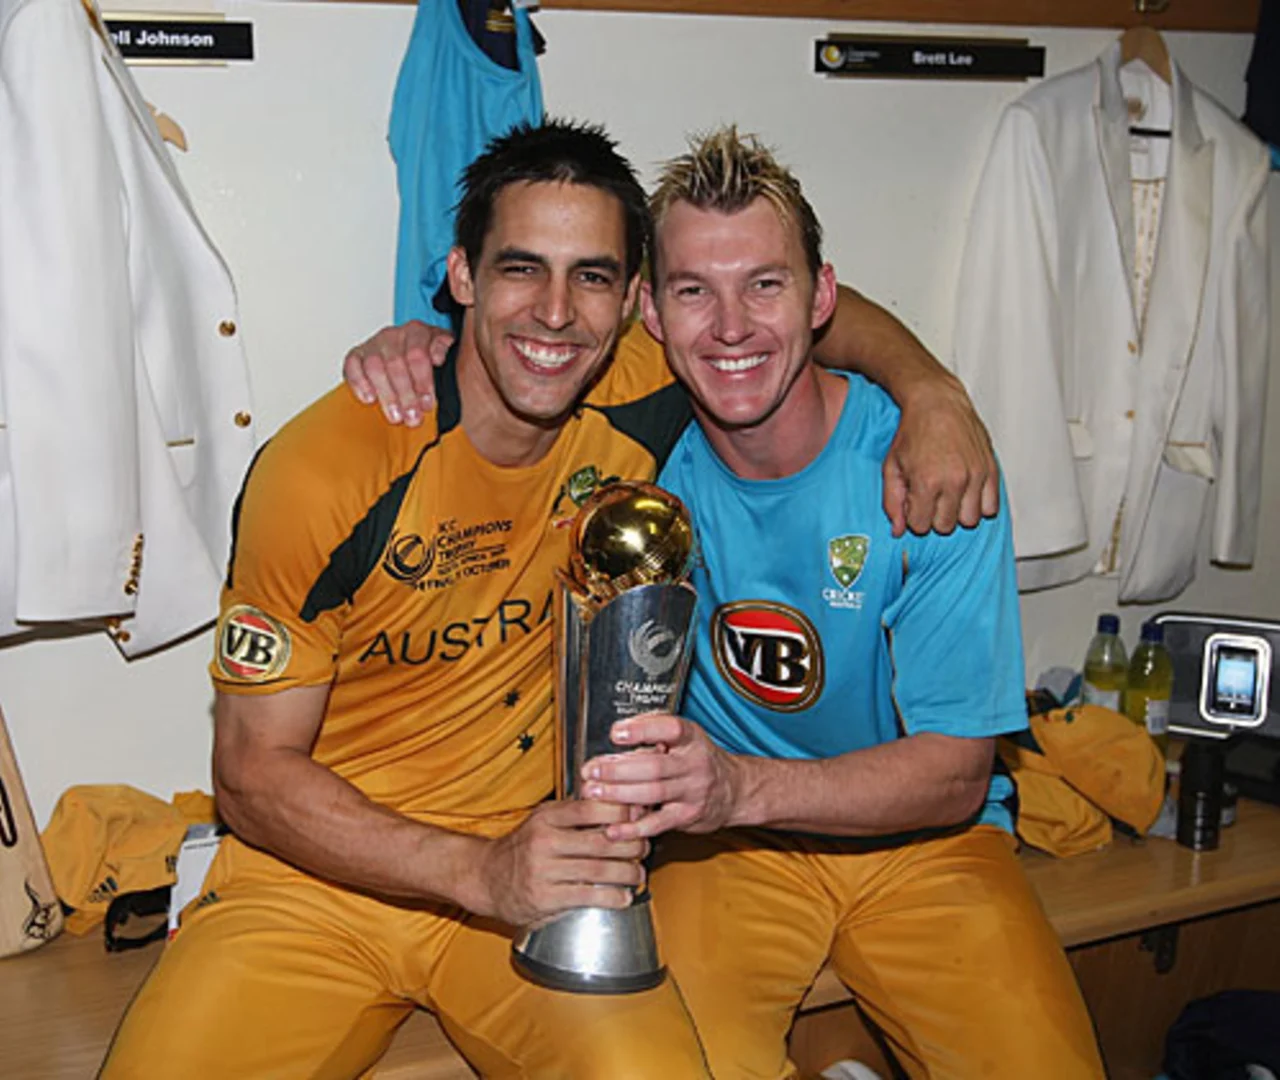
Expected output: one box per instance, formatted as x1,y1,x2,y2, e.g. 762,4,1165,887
512,480,697,994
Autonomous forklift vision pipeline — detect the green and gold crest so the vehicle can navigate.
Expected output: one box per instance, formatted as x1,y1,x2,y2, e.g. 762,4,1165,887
565,465,601,507
828,534,869,589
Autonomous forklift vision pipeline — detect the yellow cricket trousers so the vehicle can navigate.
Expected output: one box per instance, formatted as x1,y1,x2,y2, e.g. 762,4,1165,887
649,824,1105,1080
101,836,710,1079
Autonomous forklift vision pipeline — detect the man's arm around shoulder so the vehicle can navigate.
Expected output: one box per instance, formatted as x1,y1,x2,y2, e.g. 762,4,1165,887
816,286,999,536
338,292,1001,536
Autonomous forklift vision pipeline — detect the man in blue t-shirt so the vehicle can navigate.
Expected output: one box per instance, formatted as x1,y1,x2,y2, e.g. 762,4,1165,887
582,128,1105,1079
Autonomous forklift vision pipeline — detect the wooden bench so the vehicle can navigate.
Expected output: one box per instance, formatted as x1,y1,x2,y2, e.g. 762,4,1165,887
5,799,1280,1079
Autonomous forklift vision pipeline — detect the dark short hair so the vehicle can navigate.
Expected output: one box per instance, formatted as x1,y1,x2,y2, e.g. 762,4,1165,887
454,118,650,282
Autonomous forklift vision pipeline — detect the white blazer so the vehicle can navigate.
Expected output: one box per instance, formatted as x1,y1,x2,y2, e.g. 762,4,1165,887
0,0,256,655
953,44,1270,604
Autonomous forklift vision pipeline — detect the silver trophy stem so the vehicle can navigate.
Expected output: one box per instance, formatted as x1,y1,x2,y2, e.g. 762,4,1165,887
512,582,696,994
512,901,664,994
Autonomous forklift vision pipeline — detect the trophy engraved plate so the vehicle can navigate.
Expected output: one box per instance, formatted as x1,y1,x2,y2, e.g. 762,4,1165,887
514,481,696,995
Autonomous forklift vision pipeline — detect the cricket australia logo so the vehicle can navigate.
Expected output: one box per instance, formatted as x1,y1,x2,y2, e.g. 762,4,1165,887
565,465,602,507
824,534,868,611
551,465,621,527
628,619,684,680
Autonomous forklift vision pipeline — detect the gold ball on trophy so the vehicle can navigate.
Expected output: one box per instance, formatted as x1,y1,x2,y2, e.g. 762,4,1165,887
570,481,694,600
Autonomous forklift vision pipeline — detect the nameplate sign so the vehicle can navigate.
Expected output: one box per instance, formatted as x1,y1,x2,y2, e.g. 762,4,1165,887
816,35,1044,81
103,15,253,63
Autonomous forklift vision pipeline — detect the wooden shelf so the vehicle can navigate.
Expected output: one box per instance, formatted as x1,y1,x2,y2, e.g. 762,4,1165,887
343,0,1259,34
799,797,1280,1010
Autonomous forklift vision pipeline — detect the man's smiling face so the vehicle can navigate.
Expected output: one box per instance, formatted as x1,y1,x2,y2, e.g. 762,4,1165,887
642,195,835,435
449,179,638,432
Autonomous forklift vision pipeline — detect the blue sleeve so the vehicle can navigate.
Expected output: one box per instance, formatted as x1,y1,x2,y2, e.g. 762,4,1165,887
388,0,449,328
882,494,1027,739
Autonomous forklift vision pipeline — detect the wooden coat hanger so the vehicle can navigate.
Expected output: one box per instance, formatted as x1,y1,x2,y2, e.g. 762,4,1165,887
147,104,189,152
1119,25,1172,85
77,0,189,151
78,0,106,41
1119,26,1172,139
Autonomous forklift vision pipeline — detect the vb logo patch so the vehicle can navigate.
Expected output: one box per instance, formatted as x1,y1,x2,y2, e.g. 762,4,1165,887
711,601,823,712
216,605,291,681
828,535,869,588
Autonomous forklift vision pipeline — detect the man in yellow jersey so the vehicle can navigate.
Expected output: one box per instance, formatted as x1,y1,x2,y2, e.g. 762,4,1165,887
105,120,995,1079
577,129,1105,1078
104,120,710,1080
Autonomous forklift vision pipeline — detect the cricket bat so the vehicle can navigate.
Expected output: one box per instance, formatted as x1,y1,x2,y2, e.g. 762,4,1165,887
0,705,63,955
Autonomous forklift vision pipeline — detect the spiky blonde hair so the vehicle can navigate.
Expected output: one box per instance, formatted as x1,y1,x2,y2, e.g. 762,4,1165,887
648,126,823,279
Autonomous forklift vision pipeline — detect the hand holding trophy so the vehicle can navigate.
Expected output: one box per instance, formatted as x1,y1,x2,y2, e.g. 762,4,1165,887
512,480,697,993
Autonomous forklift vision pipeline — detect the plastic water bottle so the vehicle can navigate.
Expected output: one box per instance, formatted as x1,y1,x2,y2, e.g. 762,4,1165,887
1125,620,1174,753
1082,614,1128,711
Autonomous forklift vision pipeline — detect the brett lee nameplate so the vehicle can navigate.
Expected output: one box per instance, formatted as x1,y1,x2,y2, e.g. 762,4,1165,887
815,35,1044,81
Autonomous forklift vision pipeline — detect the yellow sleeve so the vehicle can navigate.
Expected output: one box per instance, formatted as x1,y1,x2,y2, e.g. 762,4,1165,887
210,389,407,695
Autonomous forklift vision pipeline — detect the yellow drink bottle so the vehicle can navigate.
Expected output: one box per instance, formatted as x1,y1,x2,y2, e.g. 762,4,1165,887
1125,620,1174,754
1082,613,1128,711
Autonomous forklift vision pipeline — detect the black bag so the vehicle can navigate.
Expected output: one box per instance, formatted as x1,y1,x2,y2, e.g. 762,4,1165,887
1164,990,1280,1080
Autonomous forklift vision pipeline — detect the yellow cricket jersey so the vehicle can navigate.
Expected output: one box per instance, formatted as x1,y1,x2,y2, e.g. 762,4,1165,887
211,325,690,836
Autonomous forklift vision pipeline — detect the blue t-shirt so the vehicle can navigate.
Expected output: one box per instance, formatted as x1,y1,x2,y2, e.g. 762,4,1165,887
389,0,544,327
657,373,1026,832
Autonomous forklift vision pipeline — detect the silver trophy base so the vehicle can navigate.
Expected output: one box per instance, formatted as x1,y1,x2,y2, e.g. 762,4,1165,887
511,895,665,995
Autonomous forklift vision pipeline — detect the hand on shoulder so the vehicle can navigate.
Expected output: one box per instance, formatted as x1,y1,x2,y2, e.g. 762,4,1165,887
342,320,454,426
883,372,999,536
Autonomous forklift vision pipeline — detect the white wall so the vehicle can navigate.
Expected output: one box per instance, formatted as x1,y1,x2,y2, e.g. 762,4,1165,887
1,4,1273,825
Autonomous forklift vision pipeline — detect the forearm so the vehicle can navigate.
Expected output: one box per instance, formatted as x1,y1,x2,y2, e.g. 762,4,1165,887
815,286,963,406
215,746,484,908
728,733,993,836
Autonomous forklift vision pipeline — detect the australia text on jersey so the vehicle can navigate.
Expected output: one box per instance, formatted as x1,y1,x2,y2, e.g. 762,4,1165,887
357,591,556,666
